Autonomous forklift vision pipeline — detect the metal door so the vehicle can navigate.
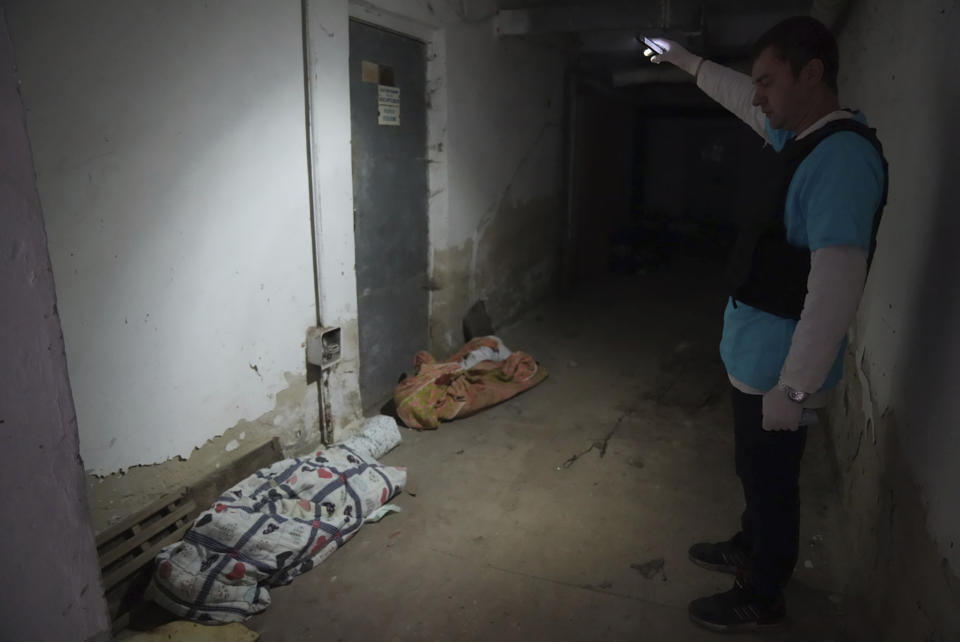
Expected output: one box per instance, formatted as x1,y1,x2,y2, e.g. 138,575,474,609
349,20,428,410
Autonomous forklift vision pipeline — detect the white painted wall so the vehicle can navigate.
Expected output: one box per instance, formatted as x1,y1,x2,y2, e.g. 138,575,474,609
444,20,563,247
303,0,364,437
839,0,960,570
6,0,564,480
6,1,320,474
445,19,565,338
0,10,109,639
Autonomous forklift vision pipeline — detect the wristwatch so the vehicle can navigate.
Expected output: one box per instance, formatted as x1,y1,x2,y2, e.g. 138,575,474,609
778,381,809,404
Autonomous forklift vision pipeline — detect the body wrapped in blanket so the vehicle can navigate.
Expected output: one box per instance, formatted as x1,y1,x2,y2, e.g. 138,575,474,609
393,336,548,430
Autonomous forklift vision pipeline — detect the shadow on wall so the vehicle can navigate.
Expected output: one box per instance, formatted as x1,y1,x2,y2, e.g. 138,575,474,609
892,38,960,573
827,22,960,641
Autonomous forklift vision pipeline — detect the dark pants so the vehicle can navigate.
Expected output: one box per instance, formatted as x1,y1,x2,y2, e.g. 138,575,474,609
730,386,808,598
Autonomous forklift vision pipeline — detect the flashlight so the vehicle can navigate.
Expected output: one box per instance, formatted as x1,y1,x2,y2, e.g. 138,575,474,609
642,37,665,55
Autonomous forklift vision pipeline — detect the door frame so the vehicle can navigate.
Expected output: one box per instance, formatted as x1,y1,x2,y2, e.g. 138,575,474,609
299,1,449,440
347,1,448,352
346,17,431,410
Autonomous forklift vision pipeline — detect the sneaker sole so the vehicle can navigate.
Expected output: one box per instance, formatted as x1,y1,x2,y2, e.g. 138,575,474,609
688,551,744,575
689,612,786,633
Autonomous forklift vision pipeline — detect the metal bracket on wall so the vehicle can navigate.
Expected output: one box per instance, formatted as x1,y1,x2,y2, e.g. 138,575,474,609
306,326,342,370
305,325,340,445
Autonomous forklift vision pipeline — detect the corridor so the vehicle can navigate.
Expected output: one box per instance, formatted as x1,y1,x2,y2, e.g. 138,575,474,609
4,2,959,640
249,258,854,641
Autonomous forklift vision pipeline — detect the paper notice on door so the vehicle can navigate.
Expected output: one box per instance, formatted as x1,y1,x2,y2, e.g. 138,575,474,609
378,85,400,126
361,60,379,83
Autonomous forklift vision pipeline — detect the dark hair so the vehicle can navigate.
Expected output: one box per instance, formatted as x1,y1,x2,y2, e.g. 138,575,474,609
751,16,839,93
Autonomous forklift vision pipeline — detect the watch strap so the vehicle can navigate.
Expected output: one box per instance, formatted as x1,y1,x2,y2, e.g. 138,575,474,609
777,380,809,403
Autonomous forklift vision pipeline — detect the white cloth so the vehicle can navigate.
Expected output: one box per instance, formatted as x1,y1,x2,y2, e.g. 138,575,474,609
780,246,868,393
696,60,768,140
458,336,513,370
341,415,402,461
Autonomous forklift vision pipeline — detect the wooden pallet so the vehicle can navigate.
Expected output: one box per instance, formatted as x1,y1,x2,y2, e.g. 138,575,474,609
95,488,197,631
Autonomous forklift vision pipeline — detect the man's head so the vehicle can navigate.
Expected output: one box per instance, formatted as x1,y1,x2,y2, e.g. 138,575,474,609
750,16,839,132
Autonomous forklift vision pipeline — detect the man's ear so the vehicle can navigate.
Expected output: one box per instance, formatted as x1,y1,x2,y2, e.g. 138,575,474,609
802,58,825,86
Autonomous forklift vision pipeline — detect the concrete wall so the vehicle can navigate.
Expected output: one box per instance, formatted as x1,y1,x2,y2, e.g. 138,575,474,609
5,0,325,475
303,0,366,437
0,9,110,640
824,1,960,638
351,1,566,355
7,0,564,479
441,17,564,350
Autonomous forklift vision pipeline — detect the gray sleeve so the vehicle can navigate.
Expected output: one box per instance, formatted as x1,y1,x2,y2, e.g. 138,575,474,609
779,246,868,392
696,60,768,141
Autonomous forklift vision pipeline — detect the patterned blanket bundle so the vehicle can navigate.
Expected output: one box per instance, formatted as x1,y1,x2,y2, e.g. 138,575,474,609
148,437,405,622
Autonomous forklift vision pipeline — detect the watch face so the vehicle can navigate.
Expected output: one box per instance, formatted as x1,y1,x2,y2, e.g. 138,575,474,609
789,389,808,403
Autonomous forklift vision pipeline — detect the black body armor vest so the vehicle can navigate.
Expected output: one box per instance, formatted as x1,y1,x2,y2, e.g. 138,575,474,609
725,118,889,320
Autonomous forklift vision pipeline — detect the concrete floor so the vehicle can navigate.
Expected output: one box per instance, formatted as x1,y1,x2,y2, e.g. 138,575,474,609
248,258,856,641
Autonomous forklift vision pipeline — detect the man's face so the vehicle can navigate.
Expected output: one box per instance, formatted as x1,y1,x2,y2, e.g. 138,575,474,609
751,46,805,131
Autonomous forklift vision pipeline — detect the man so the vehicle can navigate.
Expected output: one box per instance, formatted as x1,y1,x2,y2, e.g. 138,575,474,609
644,16,888,632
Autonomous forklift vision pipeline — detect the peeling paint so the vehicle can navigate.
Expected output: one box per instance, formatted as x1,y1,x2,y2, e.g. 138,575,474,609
429,240,474,356
475,194,561,328
828,3,960,637
825,350,960,639
85,371,321,533
323,318,364,443
430,194,562,354
429,194,562,357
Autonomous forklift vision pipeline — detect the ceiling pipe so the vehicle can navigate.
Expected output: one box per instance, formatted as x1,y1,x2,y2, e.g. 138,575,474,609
494,2,700,37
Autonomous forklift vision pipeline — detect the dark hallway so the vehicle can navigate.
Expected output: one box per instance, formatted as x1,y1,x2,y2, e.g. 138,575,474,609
249,256,858,641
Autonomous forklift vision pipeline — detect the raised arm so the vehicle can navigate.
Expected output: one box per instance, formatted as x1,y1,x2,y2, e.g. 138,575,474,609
643,38,768,141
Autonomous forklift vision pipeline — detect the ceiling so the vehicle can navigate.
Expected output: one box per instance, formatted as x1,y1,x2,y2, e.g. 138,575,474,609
492,0,850,84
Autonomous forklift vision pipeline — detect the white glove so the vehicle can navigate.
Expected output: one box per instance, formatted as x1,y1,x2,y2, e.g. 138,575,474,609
761,388,804,432
642,38,704,77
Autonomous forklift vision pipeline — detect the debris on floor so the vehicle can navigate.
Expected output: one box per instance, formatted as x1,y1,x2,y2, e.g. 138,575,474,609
146,417,406,623
364,503,402,523
580,580,615,591
123,620,259,641
393,336,549,430
631,557,668,582
557,407,634,469
644,340,726,409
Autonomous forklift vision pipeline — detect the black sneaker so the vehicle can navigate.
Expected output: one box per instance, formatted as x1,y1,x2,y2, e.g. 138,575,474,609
688,534,750,574
688,577,786,632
